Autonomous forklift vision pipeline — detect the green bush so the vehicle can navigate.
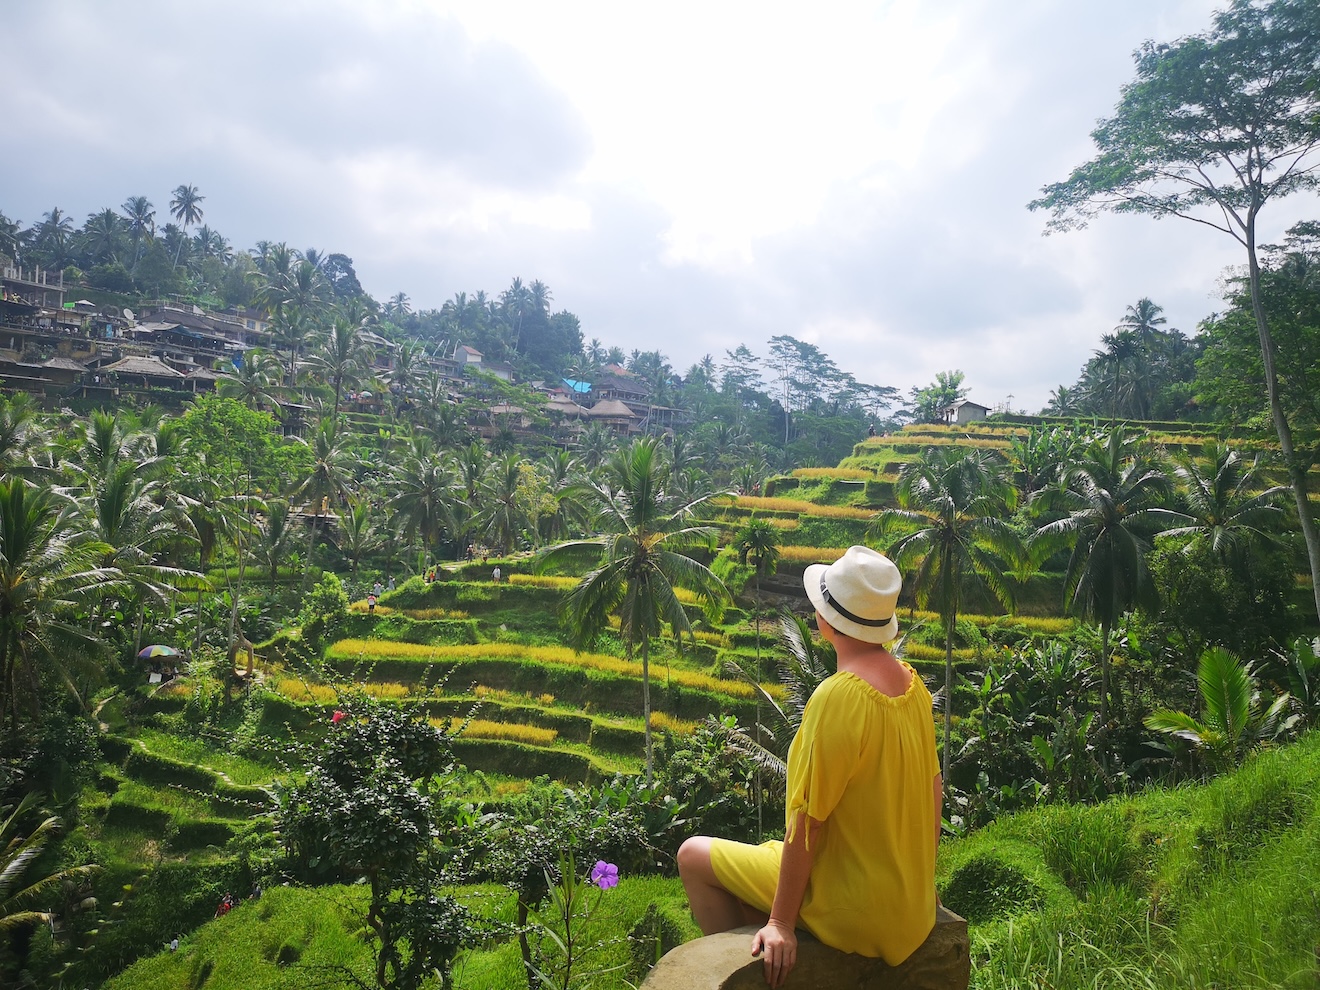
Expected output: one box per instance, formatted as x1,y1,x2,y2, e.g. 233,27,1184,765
99,734,134,764
941,853,1043,922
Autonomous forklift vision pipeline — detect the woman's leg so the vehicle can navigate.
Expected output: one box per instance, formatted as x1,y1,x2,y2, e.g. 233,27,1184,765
678,837,766,934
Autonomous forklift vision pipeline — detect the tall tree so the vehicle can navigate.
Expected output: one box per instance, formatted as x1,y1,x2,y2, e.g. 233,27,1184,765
308,318,367,422
168,184,204,269
731,517,780,667
389,456,457,564
1032,428,1178,730
1030,0,1320,625
0,481,116,733
290,422,357,591
120,196,155,265
876,447,1020,783
541,438,729,782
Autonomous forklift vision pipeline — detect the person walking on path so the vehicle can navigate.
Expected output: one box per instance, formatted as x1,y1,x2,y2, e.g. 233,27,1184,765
678,546,941,988
492,565,501,584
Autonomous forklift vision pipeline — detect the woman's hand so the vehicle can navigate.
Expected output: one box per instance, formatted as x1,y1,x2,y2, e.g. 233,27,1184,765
751,919,797,988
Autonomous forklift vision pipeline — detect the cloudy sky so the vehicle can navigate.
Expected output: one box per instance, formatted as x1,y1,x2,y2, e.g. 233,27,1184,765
5,0,1315,412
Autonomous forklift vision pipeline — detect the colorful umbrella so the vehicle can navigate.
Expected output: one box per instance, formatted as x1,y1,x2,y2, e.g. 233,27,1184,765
137,645,180,660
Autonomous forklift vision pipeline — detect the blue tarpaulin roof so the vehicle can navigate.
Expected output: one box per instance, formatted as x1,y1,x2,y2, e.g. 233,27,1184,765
562,377,592,394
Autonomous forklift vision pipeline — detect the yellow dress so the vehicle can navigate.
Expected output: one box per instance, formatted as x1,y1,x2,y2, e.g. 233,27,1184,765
709,666,940,965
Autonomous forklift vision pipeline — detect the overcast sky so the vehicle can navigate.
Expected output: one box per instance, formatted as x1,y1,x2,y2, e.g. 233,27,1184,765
5,0,1316,412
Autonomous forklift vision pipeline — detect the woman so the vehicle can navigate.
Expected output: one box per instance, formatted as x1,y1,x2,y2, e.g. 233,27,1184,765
678,546,941,988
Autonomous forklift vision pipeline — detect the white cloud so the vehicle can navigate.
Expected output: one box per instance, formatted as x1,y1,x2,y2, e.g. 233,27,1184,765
4,0,1316,414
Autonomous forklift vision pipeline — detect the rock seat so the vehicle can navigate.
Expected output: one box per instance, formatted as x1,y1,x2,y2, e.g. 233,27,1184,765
641,906,970,990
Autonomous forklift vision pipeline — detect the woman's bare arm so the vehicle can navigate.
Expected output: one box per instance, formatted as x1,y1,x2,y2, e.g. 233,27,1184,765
752,811,823,989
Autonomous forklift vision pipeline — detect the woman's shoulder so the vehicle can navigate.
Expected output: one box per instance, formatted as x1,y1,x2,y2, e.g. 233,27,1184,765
820,663,930,706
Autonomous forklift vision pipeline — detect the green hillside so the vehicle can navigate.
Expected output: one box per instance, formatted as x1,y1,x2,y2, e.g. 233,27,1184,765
104,730,1320,990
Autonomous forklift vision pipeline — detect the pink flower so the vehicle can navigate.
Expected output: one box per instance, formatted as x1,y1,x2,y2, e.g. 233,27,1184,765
331,710,345,723
590,861,619,890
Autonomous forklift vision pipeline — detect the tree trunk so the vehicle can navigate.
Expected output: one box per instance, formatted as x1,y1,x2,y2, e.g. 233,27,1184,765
942,606,955,787
642,636,653,786
754,567,762,842
1098,617,1110,733
1245,216,1320,626
517,897,539,990
301,494,320,594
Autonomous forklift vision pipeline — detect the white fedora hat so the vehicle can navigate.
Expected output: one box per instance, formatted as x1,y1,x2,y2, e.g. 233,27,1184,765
803,545,902,644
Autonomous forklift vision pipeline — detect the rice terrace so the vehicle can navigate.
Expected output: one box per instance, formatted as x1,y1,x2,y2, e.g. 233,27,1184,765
3,1,1320,988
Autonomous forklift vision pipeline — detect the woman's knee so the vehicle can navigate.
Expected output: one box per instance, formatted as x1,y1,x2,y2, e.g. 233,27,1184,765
677,836,714,881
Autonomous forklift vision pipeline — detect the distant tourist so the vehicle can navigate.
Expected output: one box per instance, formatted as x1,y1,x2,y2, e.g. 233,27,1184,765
867,422,876,437
170,936,179,952
367,594,377,614
373,580,383,598
492,565,501,584
250,882,262,900
387,575,395,592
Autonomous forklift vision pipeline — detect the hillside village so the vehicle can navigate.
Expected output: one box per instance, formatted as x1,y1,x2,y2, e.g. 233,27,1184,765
0,258,689,439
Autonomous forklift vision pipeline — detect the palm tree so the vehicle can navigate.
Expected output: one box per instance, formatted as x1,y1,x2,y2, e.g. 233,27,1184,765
168,183,204,268
1165,442,1287,566
289,422,357,591
337,500,380,582
1033,427,1179,729
541,438,730,782
81,460,205,656
723,614,837,786
576,421,614,471
384,292,411,322
1145,646,1292,774
120,196,155,265
0,394,37,477
1095,329,1140,421
877,446,1021,783
1,794,99,935
217,349,284,412
254,499,297,592
81,208,126,266
32,208,74,268
0,210,21,261
307,318,367,421
388,455,457,565
731,517,780,665
477,452,532,554
0,480,117,732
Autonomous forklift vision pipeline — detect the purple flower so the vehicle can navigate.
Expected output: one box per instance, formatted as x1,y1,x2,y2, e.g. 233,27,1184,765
590,860,619,890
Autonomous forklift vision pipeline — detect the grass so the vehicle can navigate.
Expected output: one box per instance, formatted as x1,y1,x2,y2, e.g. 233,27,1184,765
433,717,560,746
105,876,700,990
944,730,1320,990
324,639,783,700
732,495,876,519
776,545,848,564
132,729,281,787
792,467,874,480
508,573,578,589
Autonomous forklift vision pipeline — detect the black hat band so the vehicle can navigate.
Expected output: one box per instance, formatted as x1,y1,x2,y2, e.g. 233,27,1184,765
820,575,892,628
